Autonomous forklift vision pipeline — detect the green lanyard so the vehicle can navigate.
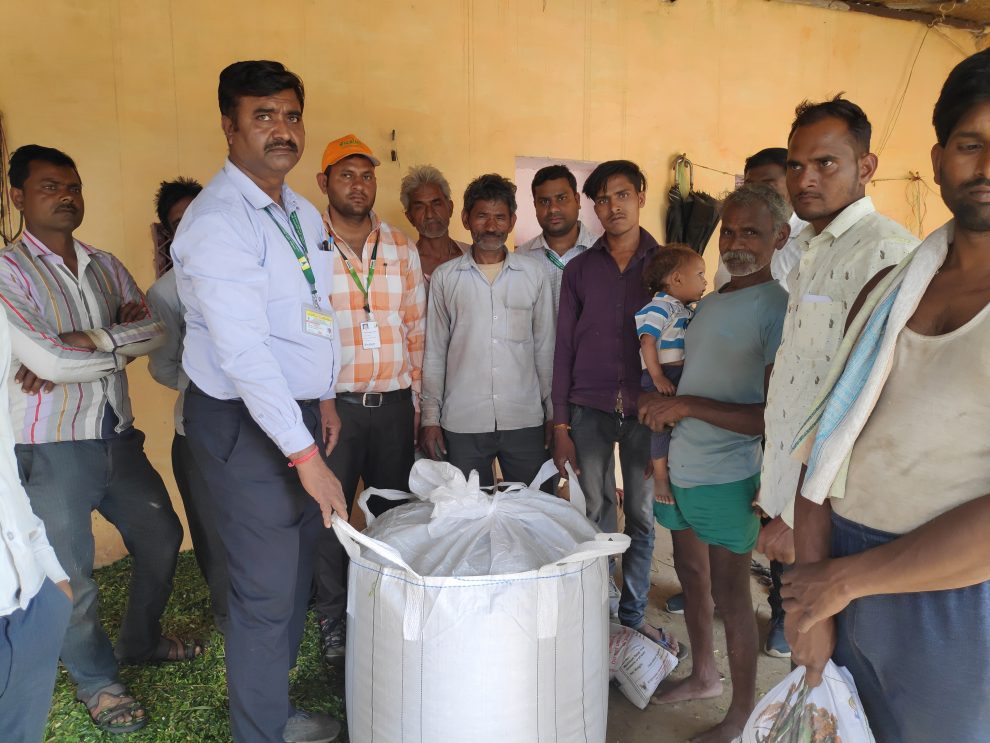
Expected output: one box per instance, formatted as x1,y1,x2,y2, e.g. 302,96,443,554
264,207,321,308
544,248,566,271
341,233,380,314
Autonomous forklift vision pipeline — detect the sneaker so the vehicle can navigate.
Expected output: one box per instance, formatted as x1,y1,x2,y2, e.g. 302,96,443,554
664,592,685,615
318,615,346,665
764,616,791,659
283,710,341,743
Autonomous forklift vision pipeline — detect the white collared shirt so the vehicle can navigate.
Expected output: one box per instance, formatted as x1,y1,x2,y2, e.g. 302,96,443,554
0,313,68,616
515,220,599,311
172,160,342,456
759,196,919,520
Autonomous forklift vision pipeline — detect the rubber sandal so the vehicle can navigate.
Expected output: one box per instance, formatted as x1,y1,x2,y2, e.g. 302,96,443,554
86,694,148,735
634,622,690,661
118,635,205,666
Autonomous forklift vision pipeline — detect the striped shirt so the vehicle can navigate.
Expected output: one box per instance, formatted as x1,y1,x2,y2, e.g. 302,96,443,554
324,211,426,403
0,231,164,444
635,291,693,365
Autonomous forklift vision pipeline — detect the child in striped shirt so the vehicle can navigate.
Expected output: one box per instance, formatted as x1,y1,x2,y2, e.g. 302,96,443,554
635,245,707,504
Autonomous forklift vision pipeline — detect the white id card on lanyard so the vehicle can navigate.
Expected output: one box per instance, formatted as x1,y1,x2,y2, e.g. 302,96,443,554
360,319,381,349
303,305,335,339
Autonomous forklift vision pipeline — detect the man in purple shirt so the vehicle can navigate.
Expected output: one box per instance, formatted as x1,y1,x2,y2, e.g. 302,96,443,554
552,160,678,650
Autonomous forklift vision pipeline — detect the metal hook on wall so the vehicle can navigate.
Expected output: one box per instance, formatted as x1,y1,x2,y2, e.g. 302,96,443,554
673,154,694,198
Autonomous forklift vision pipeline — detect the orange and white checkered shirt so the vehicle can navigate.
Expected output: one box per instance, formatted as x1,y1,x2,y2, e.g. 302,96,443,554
324,211,426,405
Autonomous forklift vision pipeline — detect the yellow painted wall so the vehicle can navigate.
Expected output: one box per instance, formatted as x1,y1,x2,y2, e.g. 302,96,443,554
0,0,977,564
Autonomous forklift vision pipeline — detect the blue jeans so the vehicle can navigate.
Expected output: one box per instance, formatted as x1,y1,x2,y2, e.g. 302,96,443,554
0,579,72,743
568,404,653,628
14,429,183,703
831,513,990,743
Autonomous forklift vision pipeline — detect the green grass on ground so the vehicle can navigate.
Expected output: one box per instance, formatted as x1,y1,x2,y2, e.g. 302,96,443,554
45,551,346,742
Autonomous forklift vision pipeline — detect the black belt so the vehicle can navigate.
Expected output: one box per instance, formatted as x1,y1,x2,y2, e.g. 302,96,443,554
188,382,319,407
335,388,411,408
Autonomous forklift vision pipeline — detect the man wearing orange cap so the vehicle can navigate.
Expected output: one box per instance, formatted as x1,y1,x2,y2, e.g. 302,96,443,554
313,133,426,665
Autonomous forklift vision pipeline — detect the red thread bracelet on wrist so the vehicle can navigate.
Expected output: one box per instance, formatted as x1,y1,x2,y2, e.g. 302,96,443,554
288,447,319,468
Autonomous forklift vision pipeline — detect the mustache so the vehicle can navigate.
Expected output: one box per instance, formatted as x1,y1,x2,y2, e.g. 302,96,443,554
56,204,78,212
963,177,990,189
265,139,298,152
722,250,757,265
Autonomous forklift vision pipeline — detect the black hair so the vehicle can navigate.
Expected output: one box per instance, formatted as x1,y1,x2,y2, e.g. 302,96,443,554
463,173,517,215
218,60,305,119
933,48,990,146
744,147,788,174
531,164,578,196
8,145,78,190
789,94,871,154
643,244,699,295
582,160,646,200
154,177,203,229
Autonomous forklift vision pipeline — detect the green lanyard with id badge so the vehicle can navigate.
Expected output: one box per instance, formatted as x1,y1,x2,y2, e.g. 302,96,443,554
264,207,335,340
341,233,382,350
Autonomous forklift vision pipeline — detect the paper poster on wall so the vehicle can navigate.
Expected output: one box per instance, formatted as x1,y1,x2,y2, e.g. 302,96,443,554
513,156,604,247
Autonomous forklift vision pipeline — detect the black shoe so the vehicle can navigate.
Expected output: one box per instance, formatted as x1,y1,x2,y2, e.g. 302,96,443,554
318,615,346,665
664,592,685,615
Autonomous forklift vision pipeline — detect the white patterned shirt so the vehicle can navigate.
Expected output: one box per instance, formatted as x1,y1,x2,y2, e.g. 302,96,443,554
758,197,918,522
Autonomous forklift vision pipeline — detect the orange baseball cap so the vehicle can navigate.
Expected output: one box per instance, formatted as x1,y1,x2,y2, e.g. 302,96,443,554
320,133,381,172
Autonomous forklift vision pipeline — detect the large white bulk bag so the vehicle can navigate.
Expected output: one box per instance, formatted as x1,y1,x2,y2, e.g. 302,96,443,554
333,459,629,743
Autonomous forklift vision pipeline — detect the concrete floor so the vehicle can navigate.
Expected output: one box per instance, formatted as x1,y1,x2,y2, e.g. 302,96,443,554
605,524,791,743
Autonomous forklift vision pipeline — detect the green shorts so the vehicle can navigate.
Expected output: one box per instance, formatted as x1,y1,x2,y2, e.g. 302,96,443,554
654,473,761,554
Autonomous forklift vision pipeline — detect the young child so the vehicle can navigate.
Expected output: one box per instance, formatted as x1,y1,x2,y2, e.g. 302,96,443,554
635,245,708,504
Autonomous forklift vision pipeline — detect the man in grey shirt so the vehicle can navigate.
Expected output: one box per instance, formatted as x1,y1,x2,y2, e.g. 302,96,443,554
420,174,554,486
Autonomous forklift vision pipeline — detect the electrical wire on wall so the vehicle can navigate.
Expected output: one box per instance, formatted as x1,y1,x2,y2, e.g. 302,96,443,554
0,112,23,245
872,172,930,237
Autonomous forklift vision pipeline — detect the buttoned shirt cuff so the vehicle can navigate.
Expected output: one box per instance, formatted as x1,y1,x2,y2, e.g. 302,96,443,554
276,423,317,458
553,402,570,425
419,400,440,428
84,328,115,352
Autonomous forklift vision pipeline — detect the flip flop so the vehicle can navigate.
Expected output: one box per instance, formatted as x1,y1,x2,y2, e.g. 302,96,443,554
85,693,148,735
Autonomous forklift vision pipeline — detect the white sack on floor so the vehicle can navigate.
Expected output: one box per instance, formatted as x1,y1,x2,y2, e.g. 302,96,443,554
608,623,678,709
334,458,629,743
739,660,876,742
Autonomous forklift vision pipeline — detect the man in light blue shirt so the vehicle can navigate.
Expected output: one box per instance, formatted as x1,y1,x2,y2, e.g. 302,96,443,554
171,60,346,743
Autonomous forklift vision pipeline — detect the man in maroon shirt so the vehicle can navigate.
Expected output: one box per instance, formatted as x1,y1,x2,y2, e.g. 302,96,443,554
552,160,677,650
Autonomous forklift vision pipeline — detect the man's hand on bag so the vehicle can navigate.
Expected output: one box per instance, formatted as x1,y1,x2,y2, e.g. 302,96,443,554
757,516,796,564
293,447,348,527
55,579,73,604
319,400,342,456
14,364,54,394
420,425,446,461
552,427,580,479
786,614,836,688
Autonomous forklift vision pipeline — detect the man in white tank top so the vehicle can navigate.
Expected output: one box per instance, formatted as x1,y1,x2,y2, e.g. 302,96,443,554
783,49,990,743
